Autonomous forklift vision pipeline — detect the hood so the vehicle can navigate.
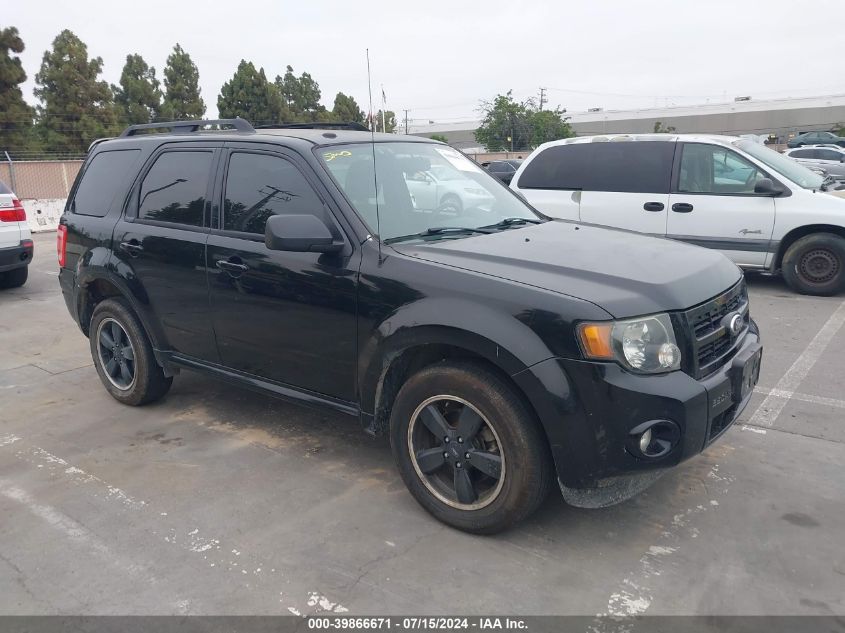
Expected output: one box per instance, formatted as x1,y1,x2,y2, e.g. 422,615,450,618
393,221,742,318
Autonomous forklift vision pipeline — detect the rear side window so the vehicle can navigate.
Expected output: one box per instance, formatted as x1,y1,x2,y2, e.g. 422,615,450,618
223,152,325,234
584,142,674,193
71,149,140,217
818,149,842,161
517,144,590,190
790,149,814,158
138,151,213,227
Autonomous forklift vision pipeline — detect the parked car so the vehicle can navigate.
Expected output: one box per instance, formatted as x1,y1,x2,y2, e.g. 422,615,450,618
787,131,845,148
59,119,761,533
404,163,495,212
511,134,845,295
784,146,845,179
0,179,33,288
485,159,523,185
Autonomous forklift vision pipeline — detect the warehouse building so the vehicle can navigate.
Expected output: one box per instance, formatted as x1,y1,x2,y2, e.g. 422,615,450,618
410,94,845,151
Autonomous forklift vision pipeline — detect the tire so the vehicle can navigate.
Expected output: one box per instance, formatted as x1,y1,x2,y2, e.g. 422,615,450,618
782,233,845,296
389,361,552,534
89,297,173,405
438,194,463,214
0,266,27,289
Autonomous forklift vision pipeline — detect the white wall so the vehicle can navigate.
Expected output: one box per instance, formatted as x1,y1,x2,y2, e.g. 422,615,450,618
22,198,65,233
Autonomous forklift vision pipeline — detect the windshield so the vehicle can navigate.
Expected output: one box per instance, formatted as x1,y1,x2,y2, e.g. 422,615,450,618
734,139,825,190
318,142,541,242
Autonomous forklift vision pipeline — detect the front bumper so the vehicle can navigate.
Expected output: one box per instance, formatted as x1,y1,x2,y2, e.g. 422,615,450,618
0,240,33,272
526,320,761,494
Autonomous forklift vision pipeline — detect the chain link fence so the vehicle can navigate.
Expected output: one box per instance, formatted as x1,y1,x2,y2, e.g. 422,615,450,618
1,152,84,232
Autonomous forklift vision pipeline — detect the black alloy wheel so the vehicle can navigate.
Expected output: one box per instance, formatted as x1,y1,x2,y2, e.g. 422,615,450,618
96,317,136,390
408,395,505,510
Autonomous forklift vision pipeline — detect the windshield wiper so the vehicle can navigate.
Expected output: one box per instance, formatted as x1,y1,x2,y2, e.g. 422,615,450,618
480,217,544,230
385,226,493,245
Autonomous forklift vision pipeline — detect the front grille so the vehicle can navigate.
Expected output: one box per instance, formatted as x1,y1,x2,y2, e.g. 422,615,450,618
682,280,750,379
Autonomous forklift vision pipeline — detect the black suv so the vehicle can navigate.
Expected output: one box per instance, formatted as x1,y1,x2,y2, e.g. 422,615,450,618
58,119,762,533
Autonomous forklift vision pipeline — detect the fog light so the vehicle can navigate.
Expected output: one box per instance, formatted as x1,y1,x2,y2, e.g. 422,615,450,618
638,428,653,454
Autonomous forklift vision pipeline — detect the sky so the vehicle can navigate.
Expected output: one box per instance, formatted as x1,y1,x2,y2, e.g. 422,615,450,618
6,0,844,127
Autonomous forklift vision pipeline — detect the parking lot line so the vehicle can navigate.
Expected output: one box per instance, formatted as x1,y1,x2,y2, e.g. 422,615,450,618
752,387,845,411
745,300,845,428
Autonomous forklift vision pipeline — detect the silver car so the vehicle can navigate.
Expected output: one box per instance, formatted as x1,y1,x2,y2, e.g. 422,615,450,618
785,145,845,178
405,164,495,213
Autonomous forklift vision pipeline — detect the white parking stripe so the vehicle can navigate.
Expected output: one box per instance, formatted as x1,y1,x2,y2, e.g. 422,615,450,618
752,386,845,410
746,300,845,428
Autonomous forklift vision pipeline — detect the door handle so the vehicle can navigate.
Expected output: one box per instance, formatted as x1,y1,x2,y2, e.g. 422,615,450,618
643,202,665,212
672,203,694,213
119,240,144,256
216,259,249,273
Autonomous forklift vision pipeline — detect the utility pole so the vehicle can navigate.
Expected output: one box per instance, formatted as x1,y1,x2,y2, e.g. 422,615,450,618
539,87,547,111
403,109,409,135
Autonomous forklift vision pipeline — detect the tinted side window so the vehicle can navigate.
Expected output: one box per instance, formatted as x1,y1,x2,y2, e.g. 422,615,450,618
818,149,842,161
488,161,506,173
790,149,814,158
72,149,141,217
224,152,325,234
517,144,590,189
584,142,673,193
138,151,212,226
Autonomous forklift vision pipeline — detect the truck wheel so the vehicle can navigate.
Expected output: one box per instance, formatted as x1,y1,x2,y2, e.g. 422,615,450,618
389,361,552,534
89,298,172,405
0,266,27,289
782,233,845,296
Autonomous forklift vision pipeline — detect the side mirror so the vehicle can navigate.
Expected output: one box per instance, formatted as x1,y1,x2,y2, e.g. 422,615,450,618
754,177,783,196
840,156,845,163
265,214,343,253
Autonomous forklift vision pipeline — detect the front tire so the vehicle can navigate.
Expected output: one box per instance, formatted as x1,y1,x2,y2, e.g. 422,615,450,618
782,233,845,296
389,361,552,534
89,298,172,405
0,266,28,289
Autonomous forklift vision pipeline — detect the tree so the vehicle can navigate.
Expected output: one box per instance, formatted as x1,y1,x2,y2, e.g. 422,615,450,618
217,60,286,125
374,109,397,133
332,92,365,124
113,54,162,126
529,108,572,147
430,134,449,143
160,44,205,120
34,30,118,154
275,65,326,122
653,121,676,133
475,91,572,151
0,27,36,153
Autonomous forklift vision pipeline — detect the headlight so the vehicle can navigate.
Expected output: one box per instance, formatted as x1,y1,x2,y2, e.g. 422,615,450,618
577,313,681,374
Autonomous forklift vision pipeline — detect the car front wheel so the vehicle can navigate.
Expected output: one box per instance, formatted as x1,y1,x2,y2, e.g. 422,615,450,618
782,233,845,296
390,361,552,534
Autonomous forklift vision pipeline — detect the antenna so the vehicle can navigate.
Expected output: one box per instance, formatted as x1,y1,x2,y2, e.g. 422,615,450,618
366,48,383,263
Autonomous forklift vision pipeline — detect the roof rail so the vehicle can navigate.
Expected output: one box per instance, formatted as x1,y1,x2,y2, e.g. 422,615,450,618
119,118,255,137
255,122,369,132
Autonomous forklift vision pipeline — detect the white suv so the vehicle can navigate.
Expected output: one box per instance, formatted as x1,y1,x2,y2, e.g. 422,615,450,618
0,180,33,288
511,134,845,295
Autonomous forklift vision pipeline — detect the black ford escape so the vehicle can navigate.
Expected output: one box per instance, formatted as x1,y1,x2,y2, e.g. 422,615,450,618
58,119,762,533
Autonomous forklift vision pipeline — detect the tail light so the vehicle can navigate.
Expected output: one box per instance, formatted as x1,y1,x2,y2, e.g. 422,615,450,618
0,199,26,222
57,224,68,268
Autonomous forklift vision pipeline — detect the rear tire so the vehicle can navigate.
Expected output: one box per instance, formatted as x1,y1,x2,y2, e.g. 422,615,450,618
389,361,552,534
0,266,28,289
782,233,845,296
89,298,172,405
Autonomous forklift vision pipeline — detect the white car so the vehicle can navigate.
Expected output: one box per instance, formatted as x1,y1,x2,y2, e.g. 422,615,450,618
405,164,495,213
0,180,32,288
784,145,845,179
511,134,845,295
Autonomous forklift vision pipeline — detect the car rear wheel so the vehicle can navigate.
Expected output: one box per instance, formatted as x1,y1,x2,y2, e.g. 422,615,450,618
782,233,845,296
0,266,27,289
389,361,552,534
89,298,172,405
